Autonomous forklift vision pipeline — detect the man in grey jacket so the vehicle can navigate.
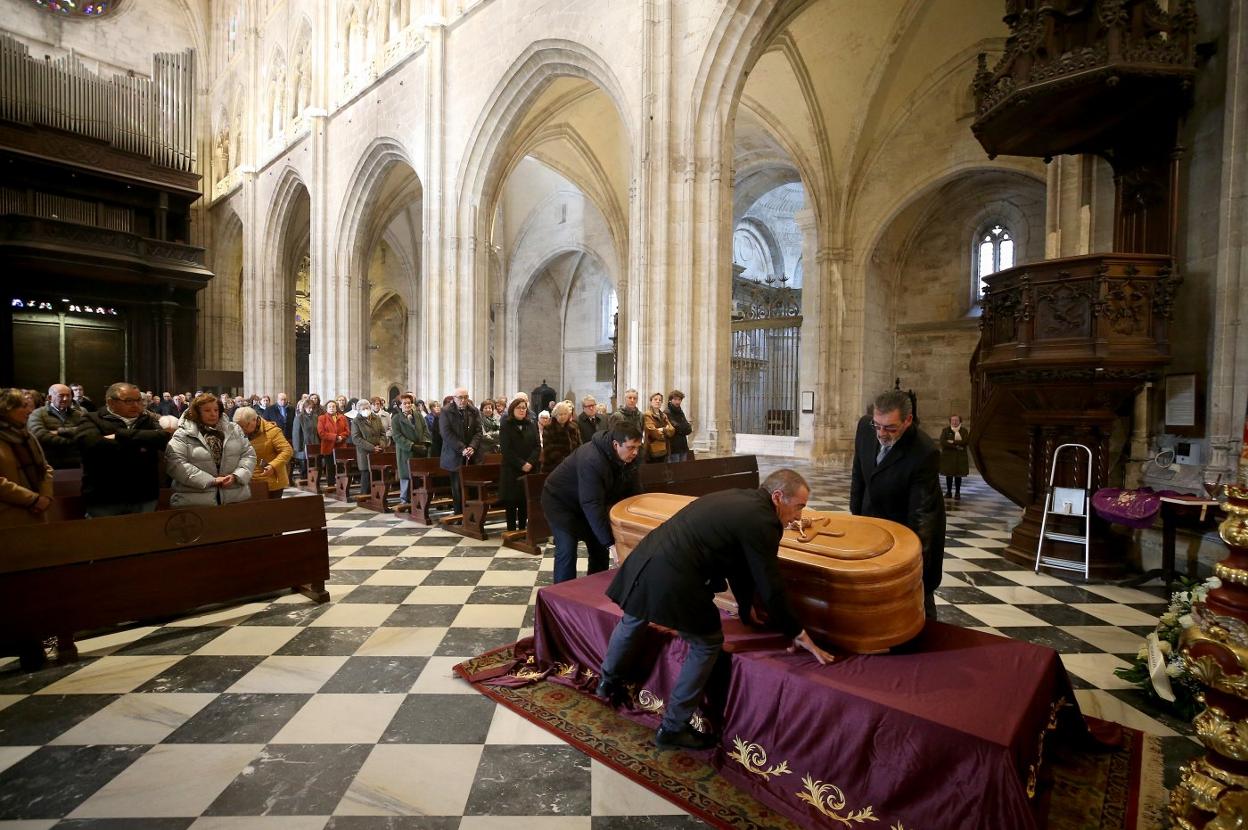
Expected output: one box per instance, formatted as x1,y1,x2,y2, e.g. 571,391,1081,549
27,383,85,469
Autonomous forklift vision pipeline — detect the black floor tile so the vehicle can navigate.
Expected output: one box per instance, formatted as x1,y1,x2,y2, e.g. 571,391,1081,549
0,744,148,819
954,571,1026,588
487,558,542,571
930,605,983,628
0,658,101,695
114,627,227,656
134,656,265,694
433,628,519,657
353,545,410,558
420,570,485,586
1030,585,1117,604
384,605,461,627
933,586,1003,605
383,556,441,570
328,570,375,585
381,693,496,743
1013,604,1113,627
163,693,310,744
338,585,414,604
275,627,374,656
239,602,333,627
325,818,460,830
204,743,371,816
464,744,591,816
994,626,1099,654
592,818,710,830
320,656,430,694
467,586,534,605
0,694,119,745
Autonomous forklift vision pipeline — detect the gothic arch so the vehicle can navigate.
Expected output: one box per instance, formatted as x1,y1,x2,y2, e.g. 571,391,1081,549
455,39,634,219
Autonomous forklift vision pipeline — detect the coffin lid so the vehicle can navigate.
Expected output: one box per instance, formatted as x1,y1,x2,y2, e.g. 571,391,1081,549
612,493,899,561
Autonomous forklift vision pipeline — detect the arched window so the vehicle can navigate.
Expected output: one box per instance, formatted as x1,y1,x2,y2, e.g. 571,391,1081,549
32,0,114,16
975,223,1014,298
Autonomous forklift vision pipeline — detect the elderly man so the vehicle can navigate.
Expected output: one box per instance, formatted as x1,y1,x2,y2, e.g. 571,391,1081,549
77,382,176,516
850,389,946,619
27,383,86,469
439,387,482,517
577,395,604,444
611,388,643,432
265,392,295,444
351,397,387,493
598,469,834,749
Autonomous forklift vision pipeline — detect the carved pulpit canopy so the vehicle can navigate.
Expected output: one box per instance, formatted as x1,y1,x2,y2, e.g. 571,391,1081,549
971,0,1198,160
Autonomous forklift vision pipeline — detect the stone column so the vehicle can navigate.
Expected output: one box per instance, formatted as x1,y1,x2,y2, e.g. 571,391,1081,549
1125,381,1153,489
1208,0,1248,483
1045,154,1115,259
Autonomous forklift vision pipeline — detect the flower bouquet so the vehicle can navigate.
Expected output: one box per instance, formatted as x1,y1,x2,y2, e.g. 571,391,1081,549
1112,576,1221,721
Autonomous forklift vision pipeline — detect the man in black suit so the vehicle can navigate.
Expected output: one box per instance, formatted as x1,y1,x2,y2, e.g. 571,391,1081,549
597,469,833,750
265,392,295,443
850,390,946,620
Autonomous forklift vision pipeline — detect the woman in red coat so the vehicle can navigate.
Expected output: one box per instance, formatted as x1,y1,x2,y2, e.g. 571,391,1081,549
317,399,350,484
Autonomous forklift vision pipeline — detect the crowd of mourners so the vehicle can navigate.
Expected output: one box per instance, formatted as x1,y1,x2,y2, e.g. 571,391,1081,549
0,380,693,529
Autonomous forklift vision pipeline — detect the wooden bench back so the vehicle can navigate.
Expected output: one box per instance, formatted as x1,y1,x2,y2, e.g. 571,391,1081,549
2,494,327,575
639,455,759,497
333,446,356,462
53,468,83,497
409,456,446,477
369,450,397,470
305,443,321,459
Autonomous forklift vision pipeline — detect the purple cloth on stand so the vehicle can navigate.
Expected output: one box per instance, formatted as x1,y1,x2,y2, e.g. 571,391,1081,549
1092,487,1183,529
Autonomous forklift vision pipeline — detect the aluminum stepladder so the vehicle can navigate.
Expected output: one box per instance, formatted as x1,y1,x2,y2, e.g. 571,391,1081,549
1034,443,1093,580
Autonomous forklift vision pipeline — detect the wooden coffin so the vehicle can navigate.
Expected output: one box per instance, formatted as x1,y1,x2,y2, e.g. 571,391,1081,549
609,493,925,653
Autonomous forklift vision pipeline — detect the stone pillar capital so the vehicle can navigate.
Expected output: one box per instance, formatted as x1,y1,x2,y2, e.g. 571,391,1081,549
815,247,851,264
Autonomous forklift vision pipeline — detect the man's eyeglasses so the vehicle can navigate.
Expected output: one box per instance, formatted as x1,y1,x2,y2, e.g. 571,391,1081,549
871,421,902,434
115,397,143,404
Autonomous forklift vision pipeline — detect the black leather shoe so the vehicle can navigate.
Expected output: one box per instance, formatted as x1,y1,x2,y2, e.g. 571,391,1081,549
655,724,718,751
595,679,627,707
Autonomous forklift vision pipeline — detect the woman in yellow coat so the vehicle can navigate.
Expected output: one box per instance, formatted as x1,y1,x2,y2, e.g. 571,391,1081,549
233,406,293,498
0,388,54,526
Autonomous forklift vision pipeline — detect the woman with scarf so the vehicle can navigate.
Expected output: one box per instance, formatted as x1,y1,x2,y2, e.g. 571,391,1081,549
477,399,502,456
316,399,350,485
166,393,256,506
499,397,540,531
0,388,54,527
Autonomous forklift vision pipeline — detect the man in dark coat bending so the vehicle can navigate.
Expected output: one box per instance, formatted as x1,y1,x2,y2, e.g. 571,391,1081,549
597,469,834,750
542,421,643,583
851,389,946,619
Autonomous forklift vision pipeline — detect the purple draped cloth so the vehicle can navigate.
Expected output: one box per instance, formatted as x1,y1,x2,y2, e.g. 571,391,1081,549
520,570,1084,830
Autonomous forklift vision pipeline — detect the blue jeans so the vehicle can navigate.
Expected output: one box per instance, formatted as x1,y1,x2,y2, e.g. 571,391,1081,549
667,452,689,463
400,478,411,504
86,500,158,518
551,523,610,583
601,613,724,732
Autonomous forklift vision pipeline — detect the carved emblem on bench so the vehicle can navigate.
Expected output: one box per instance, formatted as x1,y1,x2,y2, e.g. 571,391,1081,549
164,511,205,545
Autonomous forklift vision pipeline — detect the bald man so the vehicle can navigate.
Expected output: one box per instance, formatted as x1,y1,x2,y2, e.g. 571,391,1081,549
27,383,86,468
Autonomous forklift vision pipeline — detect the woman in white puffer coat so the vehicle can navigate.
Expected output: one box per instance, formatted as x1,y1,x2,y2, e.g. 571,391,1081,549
166,393,256,507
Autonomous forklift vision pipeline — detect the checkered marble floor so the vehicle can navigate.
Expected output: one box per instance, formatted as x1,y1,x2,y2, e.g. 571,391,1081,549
0,460,1198,828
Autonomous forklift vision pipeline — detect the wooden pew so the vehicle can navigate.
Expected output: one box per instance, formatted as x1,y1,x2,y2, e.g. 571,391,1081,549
639,454,759,496
300,443,322,493
502,472,549,556
446,462,505,540
365,450,399,512
332,446,359,502
405,456,454,526
1,494,330,670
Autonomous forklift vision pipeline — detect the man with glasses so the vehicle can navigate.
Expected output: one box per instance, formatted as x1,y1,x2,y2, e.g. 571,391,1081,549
850,390,945,619
77,382,177,517
27,383,86,469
